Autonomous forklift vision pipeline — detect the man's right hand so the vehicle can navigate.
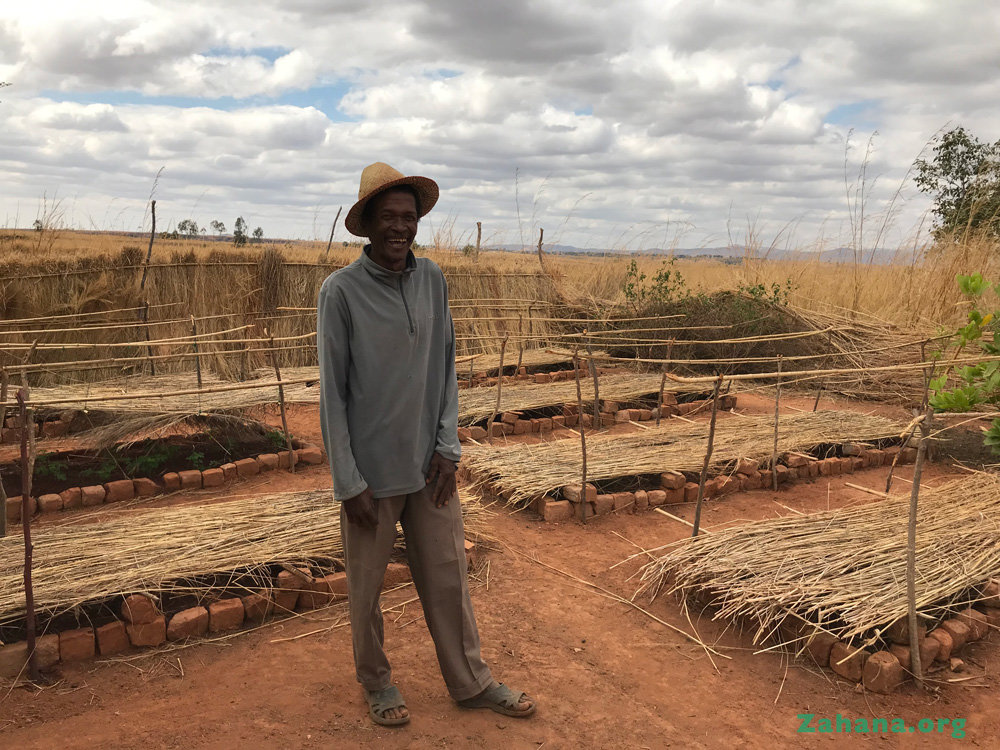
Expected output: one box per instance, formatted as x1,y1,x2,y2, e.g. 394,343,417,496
342,487,378,529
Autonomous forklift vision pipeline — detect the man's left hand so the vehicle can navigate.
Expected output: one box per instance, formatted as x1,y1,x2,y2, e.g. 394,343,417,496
426,452,457,508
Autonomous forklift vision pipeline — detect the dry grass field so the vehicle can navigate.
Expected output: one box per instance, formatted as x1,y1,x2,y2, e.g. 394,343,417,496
4,227,999,331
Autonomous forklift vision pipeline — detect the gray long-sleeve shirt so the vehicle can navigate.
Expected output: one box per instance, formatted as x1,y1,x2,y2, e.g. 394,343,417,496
317,247,461,501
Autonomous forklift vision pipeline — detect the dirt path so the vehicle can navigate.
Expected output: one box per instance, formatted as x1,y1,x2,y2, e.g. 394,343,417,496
2,399,997,748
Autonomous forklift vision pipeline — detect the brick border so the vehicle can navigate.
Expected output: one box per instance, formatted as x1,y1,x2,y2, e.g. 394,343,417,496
459,437,916,522
4,443,327,523
0,544,484,682
780,601,1000,693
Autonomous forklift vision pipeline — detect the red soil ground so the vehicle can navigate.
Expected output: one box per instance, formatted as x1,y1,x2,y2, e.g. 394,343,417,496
2,393,998,748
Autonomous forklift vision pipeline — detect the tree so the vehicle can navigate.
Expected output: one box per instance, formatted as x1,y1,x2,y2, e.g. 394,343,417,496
210,220,226,235
233,216,247,247
252,226,264,243
914,126,1000,239
32,219,43,232
177,219,199,237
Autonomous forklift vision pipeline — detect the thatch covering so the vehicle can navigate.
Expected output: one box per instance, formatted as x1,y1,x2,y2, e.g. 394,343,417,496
0,490,490,626
27,372,317,415
458,371,711,426
637,472,1000,650
20,371,320,447
461,410,906,506
459,347,597,375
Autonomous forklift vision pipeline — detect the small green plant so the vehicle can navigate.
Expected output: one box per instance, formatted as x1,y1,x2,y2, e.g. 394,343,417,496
186,449,207,471
623,258,690,309
736,279,794,305
34,452,68,482
121,442,179,478
265,429,288,451
80,460,116,484
929,273,1000,450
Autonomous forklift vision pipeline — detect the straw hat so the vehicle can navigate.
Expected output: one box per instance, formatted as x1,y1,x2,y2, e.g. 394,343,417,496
344,162,439,237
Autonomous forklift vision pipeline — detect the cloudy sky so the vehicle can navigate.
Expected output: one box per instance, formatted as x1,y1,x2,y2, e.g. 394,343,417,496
2,0,999,250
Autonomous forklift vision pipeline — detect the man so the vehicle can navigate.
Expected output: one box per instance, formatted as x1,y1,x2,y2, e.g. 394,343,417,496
317,162,536,727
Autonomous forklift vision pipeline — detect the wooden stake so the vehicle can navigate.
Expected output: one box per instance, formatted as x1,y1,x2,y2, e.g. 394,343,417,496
16,385,41,683
886,421,920,494
587,345,600,429
191,315,202,387
142,300,156,376
324,206,343,256
240,327,251,382
812,383,823,412
656,339,673,428
475,221,482,260
1,344,34,538
515,313,524,374
907,407,932,687
467,356,475,387
573,348,588,523
137,200,157,375
0,368,7,538
138,199,156,293
692,375,723,537
267,330,294,473
487,335,508,442
536,227,544,266
771,355,782,492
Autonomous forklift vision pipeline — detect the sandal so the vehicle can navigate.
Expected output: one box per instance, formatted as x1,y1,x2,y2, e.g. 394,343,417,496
365,685,410,727
458,681,536,718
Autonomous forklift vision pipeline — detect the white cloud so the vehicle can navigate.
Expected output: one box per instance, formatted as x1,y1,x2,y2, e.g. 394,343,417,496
29,102,128,132
2,0,999,248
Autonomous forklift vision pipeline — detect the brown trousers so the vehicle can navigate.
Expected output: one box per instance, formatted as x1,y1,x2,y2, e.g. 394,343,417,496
339,485,494,701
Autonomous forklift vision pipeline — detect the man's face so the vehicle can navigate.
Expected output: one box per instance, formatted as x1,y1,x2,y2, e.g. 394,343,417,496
365,188,418,271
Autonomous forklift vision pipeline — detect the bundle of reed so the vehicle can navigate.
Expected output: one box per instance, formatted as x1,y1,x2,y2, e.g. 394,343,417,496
636,472,1000,649
458,371,710,426
0,489,491,625
461,410,904,506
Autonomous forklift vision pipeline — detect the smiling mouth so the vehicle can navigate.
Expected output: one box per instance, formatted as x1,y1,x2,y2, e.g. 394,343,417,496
387,238,410,249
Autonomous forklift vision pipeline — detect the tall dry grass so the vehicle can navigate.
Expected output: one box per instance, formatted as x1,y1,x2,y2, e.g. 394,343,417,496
0,230,565,384
548,235,1000,330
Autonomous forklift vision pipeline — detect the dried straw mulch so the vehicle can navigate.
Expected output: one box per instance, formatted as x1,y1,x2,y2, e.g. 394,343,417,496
458,371,710,426
637,471,1000,650
0,490,491,625
461,410,906,507
459,347,594,375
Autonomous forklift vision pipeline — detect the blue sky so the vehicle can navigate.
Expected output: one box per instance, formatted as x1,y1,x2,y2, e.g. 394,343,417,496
2,0,999,249
38,83,358,121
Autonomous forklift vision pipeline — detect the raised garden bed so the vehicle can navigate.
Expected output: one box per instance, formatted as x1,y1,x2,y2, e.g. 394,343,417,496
0,488,488,682
2,429,325,522
459,410,911,520
636,472,1000,693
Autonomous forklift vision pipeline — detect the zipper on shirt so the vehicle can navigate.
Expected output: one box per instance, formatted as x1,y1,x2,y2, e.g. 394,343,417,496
398,277,415,334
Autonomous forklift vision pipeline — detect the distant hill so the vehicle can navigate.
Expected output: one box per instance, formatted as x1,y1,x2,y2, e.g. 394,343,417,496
488,243,906,264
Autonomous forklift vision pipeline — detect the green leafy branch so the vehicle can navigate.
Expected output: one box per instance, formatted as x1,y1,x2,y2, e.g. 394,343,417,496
929,273,1000,451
